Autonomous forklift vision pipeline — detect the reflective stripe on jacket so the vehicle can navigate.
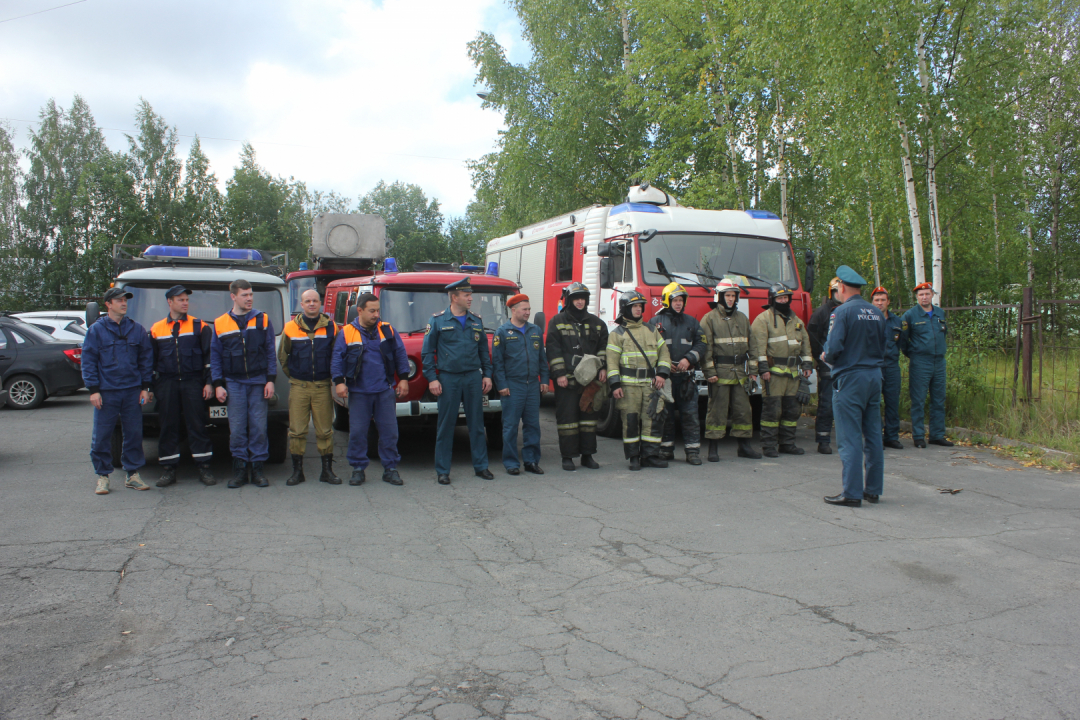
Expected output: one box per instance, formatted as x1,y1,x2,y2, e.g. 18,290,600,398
748,307,813,377
606,319,671,390
700,307,750,383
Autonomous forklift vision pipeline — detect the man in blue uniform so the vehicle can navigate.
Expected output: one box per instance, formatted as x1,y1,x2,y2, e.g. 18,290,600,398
871,286,905,449
211,279,277,488
821,266,886,507
421,277,494,485
150,285,214,487
901,281,954,448
82,287,154,495
492,293,549,475
332,293,410,486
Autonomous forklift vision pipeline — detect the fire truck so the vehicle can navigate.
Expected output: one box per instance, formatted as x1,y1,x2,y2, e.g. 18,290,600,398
286,213,384,314
485,182,817,435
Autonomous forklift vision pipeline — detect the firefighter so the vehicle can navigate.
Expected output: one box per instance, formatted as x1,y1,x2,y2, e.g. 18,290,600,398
149,285,215,487
900,281,953,448
546,282,608,471
606,290,671,471
492,293,549,475
871,286,905,449
748,283,813,457
701,278,760,461
808,277,842,454
649,282,707,464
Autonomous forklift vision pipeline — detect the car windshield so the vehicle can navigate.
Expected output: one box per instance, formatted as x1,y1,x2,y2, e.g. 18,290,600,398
65,322,87,336
123,284,285,333
379,288,511,333
636,232,798,288
8,320,59,343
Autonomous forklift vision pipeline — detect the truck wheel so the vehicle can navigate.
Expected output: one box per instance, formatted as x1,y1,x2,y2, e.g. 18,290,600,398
111,427,123,468
596,396,621,438
5,375,45,410
267,423,288,463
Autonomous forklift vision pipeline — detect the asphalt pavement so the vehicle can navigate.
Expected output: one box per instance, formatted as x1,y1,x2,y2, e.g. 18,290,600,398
2,392,1079,720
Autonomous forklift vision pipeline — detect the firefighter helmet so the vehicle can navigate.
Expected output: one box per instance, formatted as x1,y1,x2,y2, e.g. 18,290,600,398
768,283,794,304
660,282,689,309
713,278,742,305
828,276,842,297
562,282,590,301
618,290,647,320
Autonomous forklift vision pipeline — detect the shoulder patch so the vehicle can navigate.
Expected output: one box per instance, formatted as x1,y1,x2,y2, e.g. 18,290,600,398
493,336,500,346
424,324,431,335
901,321,908,330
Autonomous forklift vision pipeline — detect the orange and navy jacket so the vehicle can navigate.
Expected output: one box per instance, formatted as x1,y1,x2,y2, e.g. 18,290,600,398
331,319,409,392
210,310,277,385
277,313,337,382
150,314,212,383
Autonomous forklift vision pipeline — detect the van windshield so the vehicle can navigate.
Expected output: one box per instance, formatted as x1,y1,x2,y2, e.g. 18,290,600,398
637,233,798,288
122,284,286,333
379,288,511,333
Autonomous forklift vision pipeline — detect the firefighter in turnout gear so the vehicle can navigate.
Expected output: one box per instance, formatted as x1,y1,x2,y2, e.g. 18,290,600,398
701,279,760,461
749,283,813,457
648,283,707,464
546,282,608,471
606,290,671,471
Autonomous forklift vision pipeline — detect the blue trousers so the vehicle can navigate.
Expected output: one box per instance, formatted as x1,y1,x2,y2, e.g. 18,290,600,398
881,360,902,443
815,365,834,445
91,388,145,476
435,371,488,475
834,368,884,500
501,379,541,469
226,380,268,462
348,388,400,470
909,355,946,440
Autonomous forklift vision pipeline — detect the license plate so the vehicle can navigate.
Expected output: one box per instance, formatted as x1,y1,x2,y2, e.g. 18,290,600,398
209,406,228,419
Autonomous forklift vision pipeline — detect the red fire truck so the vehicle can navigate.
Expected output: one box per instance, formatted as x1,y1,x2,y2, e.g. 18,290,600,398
485,182,817,434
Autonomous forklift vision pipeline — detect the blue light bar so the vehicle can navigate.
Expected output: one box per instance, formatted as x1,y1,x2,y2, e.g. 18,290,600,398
142,245,264,261
384,257,399,273
299,261,308,271
460,264,483,272
485,261,499,276
745,210,780,220
609,202,665,216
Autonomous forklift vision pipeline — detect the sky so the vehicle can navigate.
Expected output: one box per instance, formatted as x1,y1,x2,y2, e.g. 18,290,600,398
0,0,526,217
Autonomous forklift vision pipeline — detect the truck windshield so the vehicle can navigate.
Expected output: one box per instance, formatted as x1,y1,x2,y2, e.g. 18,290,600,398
637,233,798,288
122,284,286,333
379,288,510,333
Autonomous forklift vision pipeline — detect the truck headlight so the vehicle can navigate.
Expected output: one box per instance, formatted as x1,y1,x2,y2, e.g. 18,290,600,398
407,358,419,379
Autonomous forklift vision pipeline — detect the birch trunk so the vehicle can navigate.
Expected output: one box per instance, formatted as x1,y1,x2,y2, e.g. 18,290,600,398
621,8,630,71
898,118,926,285
1025,200,1035,285
916,31,943,304
776,88,788,232
868,195,881,287
892,179,911,288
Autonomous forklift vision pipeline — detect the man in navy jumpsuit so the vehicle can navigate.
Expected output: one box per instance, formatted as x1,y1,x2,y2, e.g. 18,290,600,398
492,293,549,475
82,287,154,495
421,278,494,485
901,281,954,448
871,286,905,449
822,266,886,507
332,292,410,486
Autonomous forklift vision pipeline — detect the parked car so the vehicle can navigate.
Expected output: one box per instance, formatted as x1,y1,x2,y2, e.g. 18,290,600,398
19,316,87,343
14,311,86,327
0,314,84,409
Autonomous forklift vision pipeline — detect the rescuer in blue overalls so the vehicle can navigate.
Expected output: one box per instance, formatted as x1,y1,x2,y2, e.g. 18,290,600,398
421,277,494,485
871,286,905,450
900,281,954,448
492,293,549,476
821,266,886,507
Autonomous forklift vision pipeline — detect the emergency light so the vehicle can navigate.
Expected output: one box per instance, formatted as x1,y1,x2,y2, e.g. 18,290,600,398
460,264,483,272
142,245,264,261
745,209,780,220
486,261,499,276
299,261,308,270
384,257,399,273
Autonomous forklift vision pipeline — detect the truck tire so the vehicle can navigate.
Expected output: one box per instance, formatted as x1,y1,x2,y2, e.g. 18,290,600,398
267,423,289,463
596,396,621,438
4,375,45,410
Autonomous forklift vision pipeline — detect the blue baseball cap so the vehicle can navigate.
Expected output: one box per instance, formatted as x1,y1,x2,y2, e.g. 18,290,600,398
165,285,192,299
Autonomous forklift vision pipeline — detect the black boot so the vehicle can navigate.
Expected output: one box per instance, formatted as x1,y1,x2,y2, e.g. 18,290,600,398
251,462,269,487
562,457,576,471
817,443,833,455
779,445,805,455
197,464,216,486
319,454,342,485
762,446,779,458
738,439,762,459
156,466,177,487
707,440,720,463
286,455,306,486
686,449,702,466
658,446,675,460
228,459,247,488
629,456,641,471
580,454,599,469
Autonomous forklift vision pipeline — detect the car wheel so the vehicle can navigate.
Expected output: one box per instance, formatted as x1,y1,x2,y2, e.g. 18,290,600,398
5,375,45,410
267,423,288,463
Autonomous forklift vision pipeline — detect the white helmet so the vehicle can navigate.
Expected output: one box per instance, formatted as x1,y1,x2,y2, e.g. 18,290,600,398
713,278,741,305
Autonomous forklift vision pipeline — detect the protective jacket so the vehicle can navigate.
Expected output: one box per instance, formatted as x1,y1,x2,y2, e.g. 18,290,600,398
150,314,211,383
606,318,671,390
700,306,751,383
900,305,947,358
749,307,813,377
492,321,549,389
647,308,706,368
278,314,337,382
332,319,408,391
546,309,608,382
82,315,154,393
211,310,276,384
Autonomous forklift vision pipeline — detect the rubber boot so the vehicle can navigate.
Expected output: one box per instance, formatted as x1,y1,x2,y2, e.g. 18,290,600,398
580,454,599,469
319,454,342,485
738,439,762,459
707,440,720,463
251,462,269,487
686,449,702,466
562,457,576,471
228,459,247,488
629,456,641,471
286,455,305,486
659,446,675,461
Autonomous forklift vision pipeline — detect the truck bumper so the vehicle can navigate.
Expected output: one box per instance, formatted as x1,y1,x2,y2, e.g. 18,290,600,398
396,398,502,417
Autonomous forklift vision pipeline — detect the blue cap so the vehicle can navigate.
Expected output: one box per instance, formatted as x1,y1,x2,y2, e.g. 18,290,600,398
836,265,867,287
445,277,473,292
165,284,191,299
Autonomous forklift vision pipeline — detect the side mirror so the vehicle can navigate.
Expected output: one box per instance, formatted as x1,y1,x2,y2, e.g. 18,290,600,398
599,258,614,289
85,302,100,327
347,305,359,324
803,249,816,295
596,242,613,258
639,228,657,243
533,311,546,337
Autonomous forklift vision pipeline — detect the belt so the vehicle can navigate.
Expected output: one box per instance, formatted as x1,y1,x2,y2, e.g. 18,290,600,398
620,367,655,379
712,353,748,365
768,356,799,368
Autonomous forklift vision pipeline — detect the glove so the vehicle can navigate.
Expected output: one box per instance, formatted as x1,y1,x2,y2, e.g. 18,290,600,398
646,387,666,422
796,376,812,405
579,381,600,412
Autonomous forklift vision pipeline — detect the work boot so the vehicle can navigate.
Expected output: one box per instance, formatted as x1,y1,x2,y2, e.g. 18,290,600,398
762,447,779,458
286,455,306,486
642,455,669,469
779,445,805,455
929,437,955,447
629,456,641,471
198,464,216,486
580,454,599,469
883,439,904,450
914,438,927,448
382,468,403,485
817,443,833,455
125,471,150,491
686,449,702,466
707,440,720,463
319,454,342,485
228,459,247,488
95,475,110,495
562,457,576,471
350,468,366,486
156,466,177,487
659,446,675,461
737,439,762,459
251,462,269,488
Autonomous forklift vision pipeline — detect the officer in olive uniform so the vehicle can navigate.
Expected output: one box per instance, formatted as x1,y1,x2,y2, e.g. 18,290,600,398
421,277,494,485
546,282,608,471
871,286,905,449
649,282,707,465
150,285,214,487
822,266,886,507
701,278,760,461
901,281,953,448
606,290,671,471
749,284,813,457
492,293,549,475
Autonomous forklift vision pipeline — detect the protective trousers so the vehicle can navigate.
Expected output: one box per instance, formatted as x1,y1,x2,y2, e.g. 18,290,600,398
617,385,662,459
661,374,700,451
705,380,753,439
760,374,800,450
91,388,145,476
554,382,598,458
434,370,488,475
288,379,334,456
501,379,541,470
347,388,399,470
225,380,268,463
881,361,902,443
834,368,884,500
156,376,212,466
815,365,834,445
908,355,946,441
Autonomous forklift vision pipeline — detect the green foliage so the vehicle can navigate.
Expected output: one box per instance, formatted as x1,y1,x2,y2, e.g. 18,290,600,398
223,144,309,267
357,180,448,271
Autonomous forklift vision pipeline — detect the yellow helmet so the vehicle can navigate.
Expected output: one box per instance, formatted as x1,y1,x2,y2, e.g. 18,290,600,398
661,282,689,309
